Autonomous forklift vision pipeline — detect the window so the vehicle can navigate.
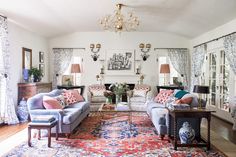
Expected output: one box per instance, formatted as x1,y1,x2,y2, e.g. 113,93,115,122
158,56,179,85
62,52,82,86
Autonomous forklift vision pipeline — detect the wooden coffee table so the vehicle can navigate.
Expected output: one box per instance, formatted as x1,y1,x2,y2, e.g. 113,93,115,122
98,103,132,126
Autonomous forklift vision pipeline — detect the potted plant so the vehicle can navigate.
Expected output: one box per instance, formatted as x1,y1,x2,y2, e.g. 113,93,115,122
28,67,43,82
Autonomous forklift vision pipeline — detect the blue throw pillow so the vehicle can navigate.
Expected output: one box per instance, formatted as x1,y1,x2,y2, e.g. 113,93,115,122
175,90,189,99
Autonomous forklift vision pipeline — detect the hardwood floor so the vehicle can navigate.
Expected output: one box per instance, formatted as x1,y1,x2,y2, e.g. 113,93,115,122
202,115,236,144
0,122,27,142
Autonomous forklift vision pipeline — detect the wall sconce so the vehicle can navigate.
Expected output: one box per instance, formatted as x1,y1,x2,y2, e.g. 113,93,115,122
139,43,151,61
90,43,101,61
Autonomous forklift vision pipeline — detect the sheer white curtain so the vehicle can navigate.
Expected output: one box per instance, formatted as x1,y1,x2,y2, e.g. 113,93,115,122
168,49,190,90
0,16,19,124
190,45,206,92
52,48,73,88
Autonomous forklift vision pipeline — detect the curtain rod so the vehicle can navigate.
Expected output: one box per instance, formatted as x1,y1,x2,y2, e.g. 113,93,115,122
193,31,236,48
0,14,7,19
154,48,188,50
53,48,85,50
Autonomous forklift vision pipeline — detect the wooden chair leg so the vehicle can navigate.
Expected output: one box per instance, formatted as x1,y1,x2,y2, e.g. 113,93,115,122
160,134,165,140
28,127,32,147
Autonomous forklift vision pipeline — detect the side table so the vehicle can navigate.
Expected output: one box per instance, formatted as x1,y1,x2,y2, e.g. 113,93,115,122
168,108,215,150
28,120,58,147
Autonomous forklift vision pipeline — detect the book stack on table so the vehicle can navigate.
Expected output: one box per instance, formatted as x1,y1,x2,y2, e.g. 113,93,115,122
31,115,56,123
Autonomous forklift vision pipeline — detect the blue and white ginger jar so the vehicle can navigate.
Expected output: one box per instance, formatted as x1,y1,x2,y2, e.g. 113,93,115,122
179,122,195,144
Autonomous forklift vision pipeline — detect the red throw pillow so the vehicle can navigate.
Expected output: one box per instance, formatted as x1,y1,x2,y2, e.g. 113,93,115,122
63,90,84,105
43,96,63,109
175,97,193,104
154,90,174,104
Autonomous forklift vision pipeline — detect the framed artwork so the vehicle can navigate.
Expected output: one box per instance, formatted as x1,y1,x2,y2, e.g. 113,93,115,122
22,47,32,69
39,51,44,63
105,49,135,75
62,75,74,86
39,64,45,76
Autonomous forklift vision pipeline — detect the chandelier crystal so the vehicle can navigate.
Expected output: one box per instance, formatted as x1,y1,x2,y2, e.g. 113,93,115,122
100,4,140,32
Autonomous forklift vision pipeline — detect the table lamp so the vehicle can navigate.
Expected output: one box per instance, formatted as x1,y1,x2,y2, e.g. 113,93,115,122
160,64,170,85
71,64,81,86
193,85,209,109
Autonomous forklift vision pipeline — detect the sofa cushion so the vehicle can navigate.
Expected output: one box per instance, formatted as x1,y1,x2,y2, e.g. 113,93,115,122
91,96,106,103
63,108,82,124
175,90,189,99
63,90,84,105
133,89,146,97
154,90,173,104
43,96,63,109
147,101,165,116
130,96,146,103
65,101,90,112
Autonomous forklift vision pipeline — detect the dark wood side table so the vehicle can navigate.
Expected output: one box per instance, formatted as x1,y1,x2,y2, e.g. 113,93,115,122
156,86,184,93
168,109,215,150
57,85,85,95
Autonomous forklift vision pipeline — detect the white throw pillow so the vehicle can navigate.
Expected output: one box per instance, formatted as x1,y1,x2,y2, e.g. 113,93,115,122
133,89,146,97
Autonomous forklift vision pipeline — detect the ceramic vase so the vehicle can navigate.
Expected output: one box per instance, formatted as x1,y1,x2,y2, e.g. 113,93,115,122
179,122,195,144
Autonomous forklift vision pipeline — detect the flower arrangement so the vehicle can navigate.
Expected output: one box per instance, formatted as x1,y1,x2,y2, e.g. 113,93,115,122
109,83,129,96
104,91,114,104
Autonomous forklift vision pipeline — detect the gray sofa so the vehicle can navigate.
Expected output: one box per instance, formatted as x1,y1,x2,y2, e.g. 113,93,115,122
27,89,90,134
147,91,204,139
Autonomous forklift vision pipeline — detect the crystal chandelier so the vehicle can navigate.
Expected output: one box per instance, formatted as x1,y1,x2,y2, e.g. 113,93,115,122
100,4,140,32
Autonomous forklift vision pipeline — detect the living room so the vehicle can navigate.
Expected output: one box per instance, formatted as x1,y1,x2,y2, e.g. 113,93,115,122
0,0,236,156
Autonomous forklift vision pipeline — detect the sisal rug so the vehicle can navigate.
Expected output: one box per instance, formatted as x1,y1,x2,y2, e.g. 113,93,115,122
4,112,225,157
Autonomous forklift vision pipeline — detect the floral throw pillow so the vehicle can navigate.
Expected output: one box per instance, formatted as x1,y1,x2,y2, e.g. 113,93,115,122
62,90,84,105
154,89,174,104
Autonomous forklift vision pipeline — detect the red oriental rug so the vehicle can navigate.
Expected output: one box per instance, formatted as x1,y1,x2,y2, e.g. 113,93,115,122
4,112,225,157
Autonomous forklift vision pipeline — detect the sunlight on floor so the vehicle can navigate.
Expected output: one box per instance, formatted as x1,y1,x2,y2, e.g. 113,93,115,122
0,128,27,156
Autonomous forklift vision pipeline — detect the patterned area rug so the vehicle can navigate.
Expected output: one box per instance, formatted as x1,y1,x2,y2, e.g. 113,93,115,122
4,112,225,157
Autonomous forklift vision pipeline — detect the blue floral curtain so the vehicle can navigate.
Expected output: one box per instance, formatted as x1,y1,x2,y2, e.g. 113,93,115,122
0,16,19,124
223,33,236,74
190,45,206,92
168,49,190,90
52,48,73,89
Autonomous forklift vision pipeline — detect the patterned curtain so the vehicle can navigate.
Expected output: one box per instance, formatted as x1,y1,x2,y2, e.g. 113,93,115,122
168,49,190,90
0,17,19,124
52,48,73,89
223,33,236,74
190,45,206,92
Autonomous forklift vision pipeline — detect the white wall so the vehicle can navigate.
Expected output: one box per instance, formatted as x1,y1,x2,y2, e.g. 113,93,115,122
49,32,190,97
190,18,236,123
8,21,49,105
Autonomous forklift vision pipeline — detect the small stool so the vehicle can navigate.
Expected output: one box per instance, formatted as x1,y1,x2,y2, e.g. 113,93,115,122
28,120,58,147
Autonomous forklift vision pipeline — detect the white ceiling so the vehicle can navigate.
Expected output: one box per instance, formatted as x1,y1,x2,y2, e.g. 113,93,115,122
1,0,236,38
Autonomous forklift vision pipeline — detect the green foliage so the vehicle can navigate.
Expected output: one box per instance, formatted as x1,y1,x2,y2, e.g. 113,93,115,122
28,67,43,78
109,83,129,96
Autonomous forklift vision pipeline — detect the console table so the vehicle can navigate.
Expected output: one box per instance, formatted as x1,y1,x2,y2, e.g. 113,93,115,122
168,109,215,150
57,85,85,95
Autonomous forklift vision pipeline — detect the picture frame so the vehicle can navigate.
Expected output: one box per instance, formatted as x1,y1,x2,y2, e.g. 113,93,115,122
22,47,32,69
39,64,45,76
105,49,135,75
39,51,44,63
62,75,74,86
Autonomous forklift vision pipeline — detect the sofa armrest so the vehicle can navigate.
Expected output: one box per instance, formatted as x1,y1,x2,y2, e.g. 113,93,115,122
87,91,92,102
146,91,152,101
